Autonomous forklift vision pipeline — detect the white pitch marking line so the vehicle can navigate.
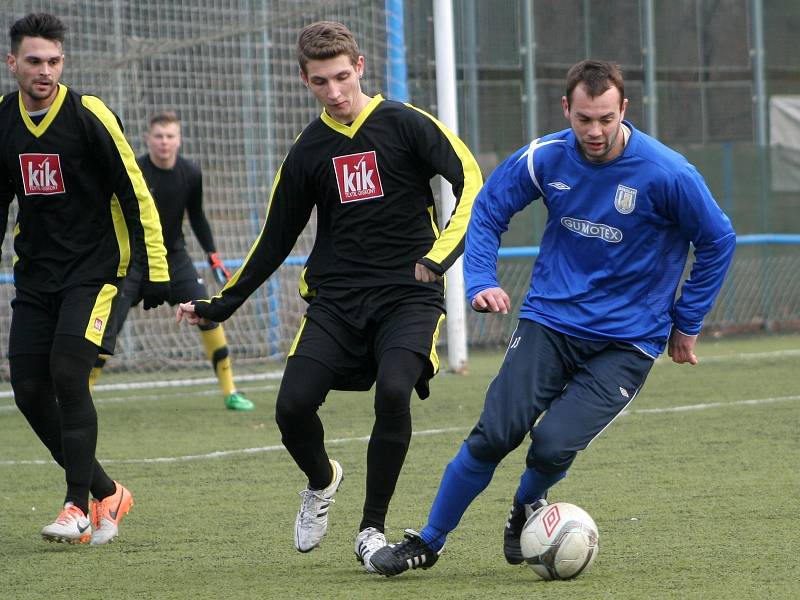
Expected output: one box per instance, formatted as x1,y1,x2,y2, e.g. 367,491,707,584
0,371,284,400
0,427,466,466
623,395,800,414
2,347,799,401
653,348,800,365
1,347,799,400
0,383,277,412
1,396,798,466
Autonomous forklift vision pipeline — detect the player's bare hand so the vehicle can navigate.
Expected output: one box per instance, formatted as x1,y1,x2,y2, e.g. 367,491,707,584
415,262,441,282
176,301,207,326
471,287,511,314
667,329,698,365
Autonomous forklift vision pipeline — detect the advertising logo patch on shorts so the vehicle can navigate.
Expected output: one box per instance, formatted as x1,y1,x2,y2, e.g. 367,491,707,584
19,153,66,195
332,151,384,203
93,317,104,332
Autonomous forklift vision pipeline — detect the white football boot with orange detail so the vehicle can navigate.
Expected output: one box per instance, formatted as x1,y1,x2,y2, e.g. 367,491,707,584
41,503,91,544
89,481,133,545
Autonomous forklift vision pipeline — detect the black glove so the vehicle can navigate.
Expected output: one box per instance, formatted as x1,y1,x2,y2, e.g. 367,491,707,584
142,280,170,310
207,252,231,287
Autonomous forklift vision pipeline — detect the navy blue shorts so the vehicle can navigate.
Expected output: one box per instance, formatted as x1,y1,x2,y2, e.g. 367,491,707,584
465,319,655,473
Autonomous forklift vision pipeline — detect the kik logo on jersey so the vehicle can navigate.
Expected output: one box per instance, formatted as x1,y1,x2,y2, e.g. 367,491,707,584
19,153,66,196
332,150,384,203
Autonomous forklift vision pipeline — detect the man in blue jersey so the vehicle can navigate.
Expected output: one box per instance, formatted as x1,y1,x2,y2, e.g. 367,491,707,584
370,59,736,576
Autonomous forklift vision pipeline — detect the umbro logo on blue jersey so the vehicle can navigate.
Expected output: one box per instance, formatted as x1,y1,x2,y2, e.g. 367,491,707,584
561,217,623,243
548,181,571,190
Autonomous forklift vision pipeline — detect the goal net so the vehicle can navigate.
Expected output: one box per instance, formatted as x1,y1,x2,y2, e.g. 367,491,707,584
0,0,394,378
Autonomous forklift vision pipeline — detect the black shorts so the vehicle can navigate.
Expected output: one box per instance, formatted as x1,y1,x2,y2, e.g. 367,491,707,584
123,248,207,306
9,282,123,356
288,285,445,395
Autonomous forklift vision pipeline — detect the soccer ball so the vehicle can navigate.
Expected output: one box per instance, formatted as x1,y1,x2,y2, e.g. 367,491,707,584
519,502,599,580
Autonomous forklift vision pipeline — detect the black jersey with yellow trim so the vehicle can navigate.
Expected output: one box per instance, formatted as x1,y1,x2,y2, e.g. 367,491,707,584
137,154,215,255
0,92,12,260
194,94,482,323
0,84,168,292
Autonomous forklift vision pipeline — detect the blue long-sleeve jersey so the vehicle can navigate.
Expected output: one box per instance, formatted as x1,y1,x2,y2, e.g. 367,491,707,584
465,122,736,357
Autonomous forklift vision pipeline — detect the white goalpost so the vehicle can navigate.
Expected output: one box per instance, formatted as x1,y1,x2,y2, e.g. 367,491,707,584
433,0,470,373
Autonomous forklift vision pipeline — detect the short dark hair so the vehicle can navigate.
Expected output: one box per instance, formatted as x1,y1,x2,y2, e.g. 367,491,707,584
297,21,360,73
148,111,180,129
9,12,66,54
565,59,625,108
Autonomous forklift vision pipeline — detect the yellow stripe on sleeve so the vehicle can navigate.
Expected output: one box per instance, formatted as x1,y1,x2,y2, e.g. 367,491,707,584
209,162,285,300
81,95,169,282
407,104,483,266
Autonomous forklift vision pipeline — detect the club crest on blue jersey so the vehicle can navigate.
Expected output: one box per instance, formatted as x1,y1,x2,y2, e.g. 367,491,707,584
614,184,637,214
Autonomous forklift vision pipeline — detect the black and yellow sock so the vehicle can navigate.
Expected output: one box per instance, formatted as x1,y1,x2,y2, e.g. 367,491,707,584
200,325,235,396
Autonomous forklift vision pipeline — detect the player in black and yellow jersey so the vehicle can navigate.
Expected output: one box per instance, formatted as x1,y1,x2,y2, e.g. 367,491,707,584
177,21,482,571
91,111,254,411
0,13,169,545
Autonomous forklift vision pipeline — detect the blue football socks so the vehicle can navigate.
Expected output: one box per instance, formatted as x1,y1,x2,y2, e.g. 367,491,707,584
420,443,497,551
515,465,566,504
